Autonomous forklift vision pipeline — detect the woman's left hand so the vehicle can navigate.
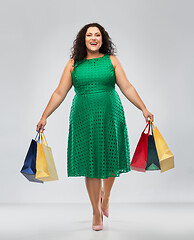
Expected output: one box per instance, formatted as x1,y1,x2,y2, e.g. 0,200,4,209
142,108,154,123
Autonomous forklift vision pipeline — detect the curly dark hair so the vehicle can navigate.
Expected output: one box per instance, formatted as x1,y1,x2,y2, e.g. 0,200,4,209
69,23,117,66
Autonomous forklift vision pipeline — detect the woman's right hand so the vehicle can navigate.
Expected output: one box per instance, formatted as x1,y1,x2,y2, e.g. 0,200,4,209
36,117,47,132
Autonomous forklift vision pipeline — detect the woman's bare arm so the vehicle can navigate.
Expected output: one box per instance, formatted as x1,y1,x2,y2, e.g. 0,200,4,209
110,55,147,111
110,55,154,122
41,59,73,120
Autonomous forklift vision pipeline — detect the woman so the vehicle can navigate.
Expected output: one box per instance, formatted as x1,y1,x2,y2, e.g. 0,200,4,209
36,23,154,231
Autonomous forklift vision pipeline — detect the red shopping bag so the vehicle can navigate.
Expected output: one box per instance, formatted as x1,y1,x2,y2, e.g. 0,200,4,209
130,121,150,172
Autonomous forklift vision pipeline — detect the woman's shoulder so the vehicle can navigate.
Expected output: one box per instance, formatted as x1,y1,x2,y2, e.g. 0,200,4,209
68,58,75,73
109,54,119,69
69,58,75,66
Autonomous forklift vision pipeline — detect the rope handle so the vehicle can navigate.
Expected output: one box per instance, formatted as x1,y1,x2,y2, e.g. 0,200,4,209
149,119,156,129
142,120,150,134
35,129,40,142
39,131,49,147
34,129,48,147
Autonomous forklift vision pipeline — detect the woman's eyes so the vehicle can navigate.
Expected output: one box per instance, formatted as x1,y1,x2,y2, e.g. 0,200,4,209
87,35,100,37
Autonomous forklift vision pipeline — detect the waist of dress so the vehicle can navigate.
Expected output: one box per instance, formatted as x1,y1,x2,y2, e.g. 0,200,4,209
75,87,115,96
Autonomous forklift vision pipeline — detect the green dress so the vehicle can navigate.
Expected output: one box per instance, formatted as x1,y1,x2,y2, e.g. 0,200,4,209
67,53,131,179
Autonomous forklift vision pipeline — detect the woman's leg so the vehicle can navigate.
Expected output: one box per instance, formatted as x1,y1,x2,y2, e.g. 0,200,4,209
101,177,116,209
85,177,102,225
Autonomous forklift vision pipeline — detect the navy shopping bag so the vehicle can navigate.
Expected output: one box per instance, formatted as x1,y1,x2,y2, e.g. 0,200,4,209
20,129,44,183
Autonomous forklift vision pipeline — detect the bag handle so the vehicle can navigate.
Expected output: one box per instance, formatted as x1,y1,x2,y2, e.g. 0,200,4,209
142,121,150,134
42,132,49,147
149,119,156,130
149,120,154,135
35,129,41,142
39,131,49,147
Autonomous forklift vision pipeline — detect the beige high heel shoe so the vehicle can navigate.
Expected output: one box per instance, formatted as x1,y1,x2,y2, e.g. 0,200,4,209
92,211,103,231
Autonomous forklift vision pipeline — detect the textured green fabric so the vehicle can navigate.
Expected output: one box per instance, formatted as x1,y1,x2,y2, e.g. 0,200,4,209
67,54,131,178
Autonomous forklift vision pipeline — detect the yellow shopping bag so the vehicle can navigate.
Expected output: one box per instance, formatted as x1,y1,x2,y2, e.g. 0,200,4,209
35,131,58,181
150,120,174,173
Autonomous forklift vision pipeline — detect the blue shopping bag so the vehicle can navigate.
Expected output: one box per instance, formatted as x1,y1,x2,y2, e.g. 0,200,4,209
20,129,44,183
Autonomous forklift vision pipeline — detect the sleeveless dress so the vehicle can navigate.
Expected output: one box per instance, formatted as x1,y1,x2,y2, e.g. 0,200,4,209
67,53,131,179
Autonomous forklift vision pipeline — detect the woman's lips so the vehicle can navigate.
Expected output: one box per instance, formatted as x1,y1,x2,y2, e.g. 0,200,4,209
90,42,97,46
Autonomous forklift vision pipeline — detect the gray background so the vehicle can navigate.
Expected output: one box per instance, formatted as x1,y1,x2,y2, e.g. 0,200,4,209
0,0,193,204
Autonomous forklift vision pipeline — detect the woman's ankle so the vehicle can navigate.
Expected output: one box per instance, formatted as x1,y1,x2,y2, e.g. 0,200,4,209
93,205,101,216
92,212,102,225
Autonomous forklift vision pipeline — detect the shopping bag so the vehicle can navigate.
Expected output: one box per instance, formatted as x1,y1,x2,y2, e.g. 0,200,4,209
145,121,161,171
151,120,174,173
35,131,58,182
20,129,44,183
130,121,150,172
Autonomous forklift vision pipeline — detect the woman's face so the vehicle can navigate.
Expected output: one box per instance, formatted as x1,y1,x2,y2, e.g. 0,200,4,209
85,27,103,53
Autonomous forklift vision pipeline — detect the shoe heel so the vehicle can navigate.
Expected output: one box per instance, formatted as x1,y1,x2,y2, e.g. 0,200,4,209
92,211,103,231
101,207,109,218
